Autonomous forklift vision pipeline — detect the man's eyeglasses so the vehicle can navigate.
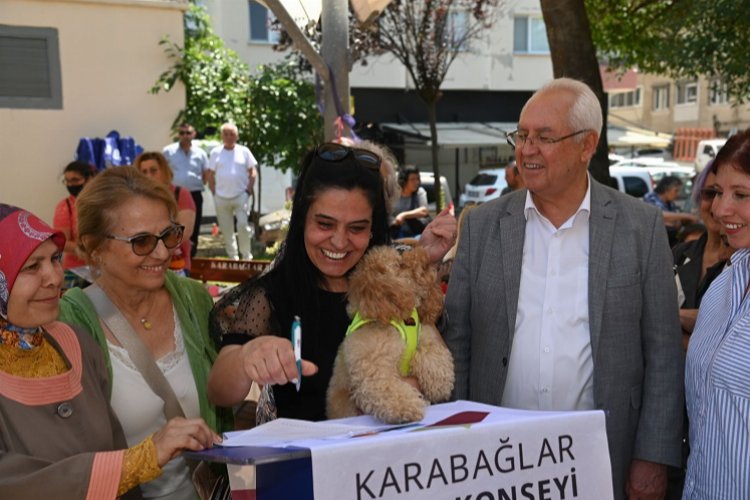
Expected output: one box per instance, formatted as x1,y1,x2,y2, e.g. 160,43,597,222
107,224,184,256
316,143,381,171
506,129,589,150
700,188,719,202
178,130,193,136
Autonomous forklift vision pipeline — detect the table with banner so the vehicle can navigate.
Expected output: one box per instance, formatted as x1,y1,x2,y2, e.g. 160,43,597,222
188,400,614,500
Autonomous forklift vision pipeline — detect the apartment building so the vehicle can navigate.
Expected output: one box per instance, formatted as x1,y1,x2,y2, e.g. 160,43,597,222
606,71,750,139
203,0,554,195
1,0,187,221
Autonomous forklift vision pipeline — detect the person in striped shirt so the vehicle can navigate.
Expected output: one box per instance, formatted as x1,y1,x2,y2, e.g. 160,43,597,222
684,128,750,499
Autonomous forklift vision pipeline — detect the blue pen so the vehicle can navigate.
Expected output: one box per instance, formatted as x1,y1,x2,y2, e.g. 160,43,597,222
292,315,302,391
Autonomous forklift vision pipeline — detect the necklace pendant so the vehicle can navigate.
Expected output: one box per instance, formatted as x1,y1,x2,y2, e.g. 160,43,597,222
140,318,153,330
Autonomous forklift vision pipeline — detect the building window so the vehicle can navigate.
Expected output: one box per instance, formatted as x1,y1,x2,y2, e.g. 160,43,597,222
0,25,62,109
609,87,642,109
676,80,698,105
652,85,670,111
448,9,471,48
249,1,280,43
709,80,728,106
513,16,549,54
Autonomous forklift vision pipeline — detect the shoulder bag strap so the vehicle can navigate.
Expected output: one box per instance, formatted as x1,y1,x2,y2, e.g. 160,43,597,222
84,284,185,420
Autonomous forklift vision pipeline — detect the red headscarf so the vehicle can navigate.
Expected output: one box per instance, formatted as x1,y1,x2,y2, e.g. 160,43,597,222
0,204,65,318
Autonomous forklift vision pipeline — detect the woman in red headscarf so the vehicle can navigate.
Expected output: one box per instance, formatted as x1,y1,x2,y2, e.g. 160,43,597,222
0,204,218,500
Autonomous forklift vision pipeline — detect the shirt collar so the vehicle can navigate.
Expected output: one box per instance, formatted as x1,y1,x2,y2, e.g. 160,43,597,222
524,173,592,223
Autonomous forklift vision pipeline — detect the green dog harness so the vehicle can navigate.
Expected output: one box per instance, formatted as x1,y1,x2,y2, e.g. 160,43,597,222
345,308,420,377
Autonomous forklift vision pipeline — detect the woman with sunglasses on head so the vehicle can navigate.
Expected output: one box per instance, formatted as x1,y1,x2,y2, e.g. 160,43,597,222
134,152,197,276
0,203,219,500
58,167,230,500
207,143,456,423
672,163,734,348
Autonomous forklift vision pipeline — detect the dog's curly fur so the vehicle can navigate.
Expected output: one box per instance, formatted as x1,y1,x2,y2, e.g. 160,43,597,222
326,245,455,424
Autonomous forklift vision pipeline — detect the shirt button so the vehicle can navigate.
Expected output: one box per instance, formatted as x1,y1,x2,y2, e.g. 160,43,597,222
544,346,550,353
57,402,74,419
542,386,550,393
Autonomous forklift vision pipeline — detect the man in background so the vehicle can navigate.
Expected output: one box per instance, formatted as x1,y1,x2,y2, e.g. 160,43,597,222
207,123,258,261
163,122,208,257
500,160,524,195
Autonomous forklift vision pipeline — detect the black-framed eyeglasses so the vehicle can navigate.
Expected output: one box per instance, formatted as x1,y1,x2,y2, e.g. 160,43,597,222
700,188,719,202
178,130,193,136
506,129,589,150
316,143,381,171
107,224,184,256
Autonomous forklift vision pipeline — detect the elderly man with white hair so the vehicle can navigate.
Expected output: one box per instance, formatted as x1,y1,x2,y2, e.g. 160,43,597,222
207,123,258,260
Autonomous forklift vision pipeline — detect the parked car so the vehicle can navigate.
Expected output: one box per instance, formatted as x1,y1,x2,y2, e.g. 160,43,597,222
419,171,453,215
609,166,654,198
613,158,695,208
458,168,509,208
694,138,727,173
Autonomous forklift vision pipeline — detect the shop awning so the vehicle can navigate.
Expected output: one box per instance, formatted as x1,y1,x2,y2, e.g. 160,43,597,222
381,122,516,148
607,125,673,148
382,122,673,149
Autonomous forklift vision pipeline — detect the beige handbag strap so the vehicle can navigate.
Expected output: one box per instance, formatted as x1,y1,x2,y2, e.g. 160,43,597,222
84,284,185,420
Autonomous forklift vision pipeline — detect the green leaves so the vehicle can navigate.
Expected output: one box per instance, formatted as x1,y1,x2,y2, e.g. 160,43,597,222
151,3,250,134
245,62,323,175
587,0,750,101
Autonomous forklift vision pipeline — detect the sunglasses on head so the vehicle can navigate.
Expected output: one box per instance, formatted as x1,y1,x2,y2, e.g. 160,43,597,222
315,143,381,171
107,224,185,256
700,188,719,202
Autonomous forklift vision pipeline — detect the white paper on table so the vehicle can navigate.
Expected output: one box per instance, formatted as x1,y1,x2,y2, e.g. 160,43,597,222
220,418,389,448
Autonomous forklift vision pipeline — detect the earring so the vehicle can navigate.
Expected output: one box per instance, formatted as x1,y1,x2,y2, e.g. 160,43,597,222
369,233,373,240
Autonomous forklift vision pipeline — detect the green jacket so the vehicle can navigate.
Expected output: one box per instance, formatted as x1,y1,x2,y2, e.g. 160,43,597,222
59,272,231,433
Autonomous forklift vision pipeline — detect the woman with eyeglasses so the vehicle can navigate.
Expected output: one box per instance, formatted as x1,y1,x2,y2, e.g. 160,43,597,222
683,129,750,499
0,203,219,500
53,161,95,287
207,143,456,423
672,164,734,347
134,152,197,277
58,167,230,500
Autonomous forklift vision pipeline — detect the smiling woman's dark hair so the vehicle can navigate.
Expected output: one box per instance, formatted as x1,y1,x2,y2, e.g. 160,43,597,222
275,146,389,311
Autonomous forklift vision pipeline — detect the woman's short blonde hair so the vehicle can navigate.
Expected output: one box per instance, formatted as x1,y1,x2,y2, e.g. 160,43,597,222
133,151,173,184
76,166,178,259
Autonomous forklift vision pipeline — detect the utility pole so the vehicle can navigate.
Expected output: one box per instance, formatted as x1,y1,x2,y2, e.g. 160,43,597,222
263,0,351,142
321,0,351,141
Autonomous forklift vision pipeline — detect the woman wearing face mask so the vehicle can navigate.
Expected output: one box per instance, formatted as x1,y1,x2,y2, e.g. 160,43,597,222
54,161,95,287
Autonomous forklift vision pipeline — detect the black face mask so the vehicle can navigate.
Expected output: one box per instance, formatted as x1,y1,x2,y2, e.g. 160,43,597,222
66,184,84,197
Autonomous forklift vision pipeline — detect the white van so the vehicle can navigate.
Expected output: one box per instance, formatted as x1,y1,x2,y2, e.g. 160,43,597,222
609,166,654,198
694,139,726,173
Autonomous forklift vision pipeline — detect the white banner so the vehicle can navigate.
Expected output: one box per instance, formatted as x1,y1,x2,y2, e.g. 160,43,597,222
307,401,613,500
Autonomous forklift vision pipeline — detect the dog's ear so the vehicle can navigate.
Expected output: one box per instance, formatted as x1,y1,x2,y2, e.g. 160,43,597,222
348,246,416,322
402,247,443,324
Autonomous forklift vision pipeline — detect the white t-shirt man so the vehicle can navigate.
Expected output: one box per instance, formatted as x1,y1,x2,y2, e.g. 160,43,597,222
208,145,258,198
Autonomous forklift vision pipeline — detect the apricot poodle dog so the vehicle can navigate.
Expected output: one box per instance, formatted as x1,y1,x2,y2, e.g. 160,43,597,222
327,245,455,424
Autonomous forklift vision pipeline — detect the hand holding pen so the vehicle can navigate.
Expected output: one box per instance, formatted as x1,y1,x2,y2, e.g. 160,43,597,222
238,333,317,387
